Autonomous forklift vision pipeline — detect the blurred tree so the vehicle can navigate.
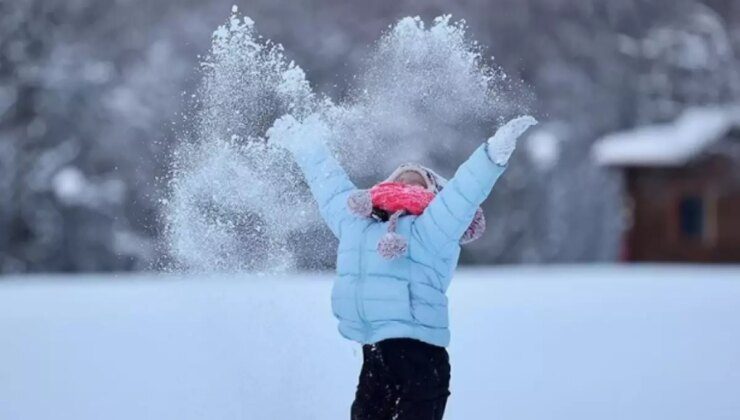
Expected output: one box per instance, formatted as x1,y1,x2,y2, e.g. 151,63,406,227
1,0,738,271
0,0,206,271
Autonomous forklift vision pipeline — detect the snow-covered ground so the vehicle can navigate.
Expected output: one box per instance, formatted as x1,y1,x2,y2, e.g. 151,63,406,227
1,265,739,420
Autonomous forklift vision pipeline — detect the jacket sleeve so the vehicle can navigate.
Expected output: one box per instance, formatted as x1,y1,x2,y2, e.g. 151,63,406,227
411,143,506,255
287,139,358,238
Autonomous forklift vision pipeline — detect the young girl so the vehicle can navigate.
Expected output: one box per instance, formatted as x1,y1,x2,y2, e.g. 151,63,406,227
267,114,536,419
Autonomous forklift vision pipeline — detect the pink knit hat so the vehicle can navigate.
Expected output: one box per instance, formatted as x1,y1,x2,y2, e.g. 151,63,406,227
347,163,486,259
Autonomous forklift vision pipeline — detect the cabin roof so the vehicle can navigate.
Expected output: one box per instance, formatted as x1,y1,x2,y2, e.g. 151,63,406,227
592,105,740,167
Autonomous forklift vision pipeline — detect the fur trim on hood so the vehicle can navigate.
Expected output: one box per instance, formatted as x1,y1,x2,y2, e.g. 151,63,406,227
347,163,486,259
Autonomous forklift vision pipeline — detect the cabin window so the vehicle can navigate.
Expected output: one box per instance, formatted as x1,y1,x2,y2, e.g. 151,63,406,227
727,127,740,143
679,196,704,239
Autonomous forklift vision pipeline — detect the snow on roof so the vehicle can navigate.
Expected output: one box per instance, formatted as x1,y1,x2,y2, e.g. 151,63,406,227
592,105,740,167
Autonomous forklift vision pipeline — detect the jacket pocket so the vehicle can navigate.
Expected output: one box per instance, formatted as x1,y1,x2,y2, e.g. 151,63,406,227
360,277,413,323
408,282,449,328
331,275,361,322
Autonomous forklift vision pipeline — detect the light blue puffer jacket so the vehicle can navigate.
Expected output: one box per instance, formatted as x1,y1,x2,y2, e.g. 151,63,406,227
292,141,506,348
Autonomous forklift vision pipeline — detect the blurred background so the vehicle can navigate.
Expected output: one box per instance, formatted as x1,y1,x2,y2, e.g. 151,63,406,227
2,2,740,419
2,0,739,273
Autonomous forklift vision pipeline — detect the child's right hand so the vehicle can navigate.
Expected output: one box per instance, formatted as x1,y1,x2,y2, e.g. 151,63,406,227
266,113,331,154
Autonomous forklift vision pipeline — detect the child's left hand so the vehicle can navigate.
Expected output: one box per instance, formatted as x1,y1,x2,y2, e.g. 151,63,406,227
486,115,538,166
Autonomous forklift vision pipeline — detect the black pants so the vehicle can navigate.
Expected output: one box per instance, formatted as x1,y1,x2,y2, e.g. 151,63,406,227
351,338,450,420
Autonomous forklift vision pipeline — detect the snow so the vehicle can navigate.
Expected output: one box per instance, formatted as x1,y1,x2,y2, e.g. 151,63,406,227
166,10,319,272
51,166,86,204
525,128,560,171
1,265,739,420
166,11,525,271
51,166,126,208
592,105,740,167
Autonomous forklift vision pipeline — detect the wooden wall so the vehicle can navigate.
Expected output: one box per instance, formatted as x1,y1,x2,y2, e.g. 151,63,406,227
625,154,740,262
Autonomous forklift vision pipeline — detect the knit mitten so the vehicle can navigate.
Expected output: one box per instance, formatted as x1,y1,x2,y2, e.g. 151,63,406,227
486,115,538,166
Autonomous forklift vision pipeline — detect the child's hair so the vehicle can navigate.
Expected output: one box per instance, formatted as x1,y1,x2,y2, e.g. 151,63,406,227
371,207,391,222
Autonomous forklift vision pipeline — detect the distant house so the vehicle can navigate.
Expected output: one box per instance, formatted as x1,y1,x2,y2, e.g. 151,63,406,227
593,106,740,263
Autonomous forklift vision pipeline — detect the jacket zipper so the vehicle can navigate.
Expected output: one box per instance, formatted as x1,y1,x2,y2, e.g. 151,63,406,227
356,227,369,340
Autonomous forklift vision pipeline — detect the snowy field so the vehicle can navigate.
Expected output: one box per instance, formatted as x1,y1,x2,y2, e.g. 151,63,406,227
0,265,739,420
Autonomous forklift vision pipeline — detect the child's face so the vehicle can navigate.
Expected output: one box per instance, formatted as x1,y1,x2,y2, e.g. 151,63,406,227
395,171,427,189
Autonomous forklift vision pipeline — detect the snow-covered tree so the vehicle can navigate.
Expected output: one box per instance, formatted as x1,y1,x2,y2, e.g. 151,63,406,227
2,0,738,271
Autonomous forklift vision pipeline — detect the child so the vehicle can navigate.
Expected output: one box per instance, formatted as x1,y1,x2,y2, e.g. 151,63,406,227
267,114,536,419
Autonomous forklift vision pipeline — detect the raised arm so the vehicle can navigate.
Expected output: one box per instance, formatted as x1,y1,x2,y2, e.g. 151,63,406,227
267,114,357,238
411,116,537,255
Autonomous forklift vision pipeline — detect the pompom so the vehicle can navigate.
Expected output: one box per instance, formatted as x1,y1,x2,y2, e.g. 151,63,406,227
347,190,373,217
377,232,408,260
460,207,486,244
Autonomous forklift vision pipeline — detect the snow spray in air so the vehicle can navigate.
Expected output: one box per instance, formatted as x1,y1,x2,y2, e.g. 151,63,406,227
164,7,324,272
164,8,528,272
328,15,523,176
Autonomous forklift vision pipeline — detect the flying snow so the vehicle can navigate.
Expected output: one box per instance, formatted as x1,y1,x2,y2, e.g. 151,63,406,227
164,9,529,272
327,15,520,172
164,10,321,272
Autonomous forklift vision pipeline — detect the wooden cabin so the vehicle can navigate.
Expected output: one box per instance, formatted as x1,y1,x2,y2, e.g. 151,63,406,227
593,106,740,263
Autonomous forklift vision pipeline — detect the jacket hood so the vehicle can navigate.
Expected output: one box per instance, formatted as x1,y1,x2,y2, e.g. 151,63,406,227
344,162,486,260
384,163,447,194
